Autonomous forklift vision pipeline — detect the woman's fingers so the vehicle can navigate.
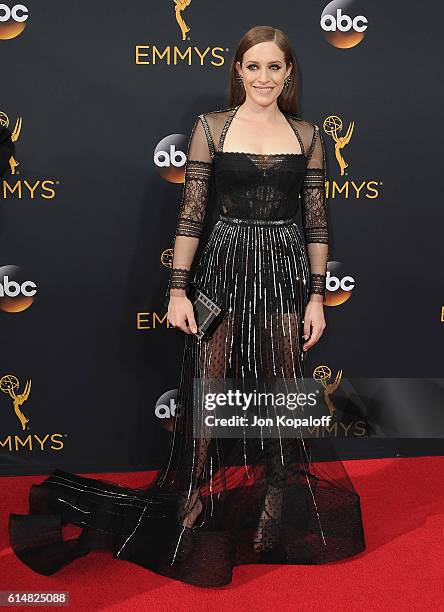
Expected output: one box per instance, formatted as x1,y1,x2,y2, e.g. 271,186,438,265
176,312,192,334
303,322,326,351
303,317,311,343
185,303,198,334
168,299,198,334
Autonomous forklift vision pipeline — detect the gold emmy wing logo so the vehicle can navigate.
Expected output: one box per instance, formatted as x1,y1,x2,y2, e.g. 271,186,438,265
323,115,354,176
313,364,342,416
1,374,31,431
0,111,22,175
174,0,192,40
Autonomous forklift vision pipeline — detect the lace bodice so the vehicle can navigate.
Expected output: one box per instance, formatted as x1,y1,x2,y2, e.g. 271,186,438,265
167,105,329,303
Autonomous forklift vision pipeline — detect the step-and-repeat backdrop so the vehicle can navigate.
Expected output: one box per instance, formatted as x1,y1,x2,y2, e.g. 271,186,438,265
1,1,442,475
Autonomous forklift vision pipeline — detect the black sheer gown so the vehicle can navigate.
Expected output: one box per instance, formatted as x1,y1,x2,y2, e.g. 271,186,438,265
8,105,366,587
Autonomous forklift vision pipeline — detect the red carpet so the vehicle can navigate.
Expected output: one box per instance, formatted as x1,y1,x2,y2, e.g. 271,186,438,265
1,456,442,611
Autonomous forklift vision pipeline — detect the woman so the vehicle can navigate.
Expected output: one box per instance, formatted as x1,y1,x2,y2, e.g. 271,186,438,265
9,26,365,588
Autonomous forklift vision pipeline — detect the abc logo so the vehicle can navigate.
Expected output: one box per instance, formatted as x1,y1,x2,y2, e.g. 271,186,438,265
321,2,368,49
155,398,179,420
154,144,186,169
0,4,28,22
0,3,28,39
327,270,355,292
321,8,367,32
0,265,36,313
155,390,181,432
154,134,188,184
325,261,355,307
1,275,36,296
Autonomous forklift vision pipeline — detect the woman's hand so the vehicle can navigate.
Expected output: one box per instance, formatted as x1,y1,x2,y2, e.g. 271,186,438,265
302,299,326,351
167,295,198,335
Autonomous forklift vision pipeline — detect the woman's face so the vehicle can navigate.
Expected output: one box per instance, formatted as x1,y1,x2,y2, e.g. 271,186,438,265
236,41,292,107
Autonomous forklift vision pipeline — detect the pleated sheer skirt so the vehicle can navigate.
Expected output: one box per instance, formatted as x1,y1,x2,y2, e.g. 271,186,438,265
147,215,366,582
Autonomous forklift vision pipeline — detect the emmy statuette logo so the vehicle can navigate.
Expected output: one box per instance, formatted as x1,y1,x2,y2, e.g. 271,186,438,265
0,372,66,452
161,248,173,271
135,0,226,66
321,114,382,200
313,365,342,417
0,374,31,431
0,111,22,175
174,0,192,41
323,115,354,176
312,365,368,437
0,109,59,200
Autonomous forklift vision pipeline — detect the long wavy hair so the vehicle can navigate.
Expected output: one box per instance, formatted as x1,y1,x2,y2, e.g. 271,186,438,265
227,26,301,117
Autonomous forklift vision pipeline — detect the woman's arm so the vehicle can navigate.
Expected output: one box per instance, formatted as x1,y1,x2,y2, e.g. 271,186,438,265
301,124,329,349
165,116,213,306
302,124,329,304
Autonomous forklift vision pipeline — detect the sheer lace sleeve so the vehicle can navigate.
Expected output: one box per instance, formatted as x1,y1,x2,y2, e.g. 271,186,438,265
302,125,329,303
165,115,213,306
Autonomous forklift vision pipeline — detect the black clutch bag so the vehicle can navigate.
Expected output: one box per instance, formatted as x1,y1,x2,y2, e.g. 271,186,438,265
186,281,226,341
